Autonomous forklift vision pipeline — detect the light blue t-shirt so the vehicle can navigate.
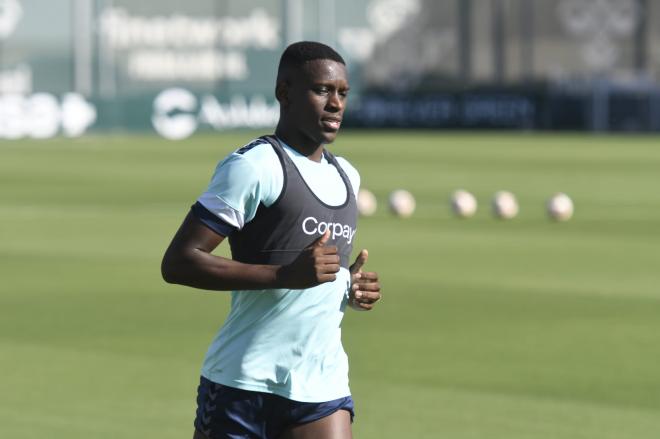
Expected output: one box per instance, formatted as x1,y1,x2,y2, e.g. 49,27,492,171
196,138,360,402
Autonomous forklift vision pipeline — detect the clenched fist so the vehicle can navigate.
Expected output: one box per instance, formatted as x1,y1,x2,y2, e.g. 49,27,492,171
348,249,381,311
277,230,341,289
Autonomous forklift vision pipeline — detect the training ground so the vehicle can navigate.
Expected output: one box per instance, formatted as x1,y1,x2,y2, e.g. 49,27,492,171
1,131,659,438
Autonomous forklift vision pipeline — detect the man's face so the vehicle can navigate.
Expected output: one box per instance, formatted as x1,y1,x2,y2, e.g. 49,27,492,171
279,59,349,146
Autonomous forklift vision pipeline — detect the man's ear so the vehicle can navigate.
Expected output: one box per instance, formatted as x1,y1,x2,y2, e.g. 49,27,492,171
275,81,289,107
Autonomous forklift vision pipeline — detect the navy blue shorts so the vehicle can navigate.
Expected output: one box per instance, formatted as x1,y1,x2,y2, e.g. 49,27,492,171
194,376,355,439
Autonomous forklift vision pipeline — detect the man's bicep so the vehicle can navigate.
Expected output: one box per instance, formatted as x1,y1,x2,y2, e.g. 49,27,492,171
169,211,227,255
161,211,229,285
191,202,238,238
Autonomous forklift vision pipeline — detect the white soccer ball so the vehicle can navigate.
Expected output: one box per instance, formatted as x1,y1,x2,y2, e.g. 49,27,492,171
357,188,377,216
388,189,416,218
450,189,477,218
491,190,519,219
547,192,574,221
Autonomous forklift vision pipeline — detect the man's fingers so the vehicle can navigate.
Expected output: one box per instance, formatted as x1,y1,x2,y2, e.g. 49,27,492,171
354,271,378,281
352,281,380,292
318,245,339,255
350,286,381,310
319,273,337,283
314,229,331,247
350,249,368,274
352,271,379,291
353,290,381,302
318,254,340,265
319,263,340,274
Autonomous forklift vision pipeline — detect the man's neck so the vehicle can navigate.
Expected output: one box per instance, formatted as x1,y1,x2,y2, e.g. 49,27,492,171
274,128,325,162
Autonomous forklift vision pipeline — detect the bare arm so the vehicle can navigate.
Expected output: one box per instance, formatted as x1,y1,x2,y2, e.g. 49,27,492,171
161,212,340,291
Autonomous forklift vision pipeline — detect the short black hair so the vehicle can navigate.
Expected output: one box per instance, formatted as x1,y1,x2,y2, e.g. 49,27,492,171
277,41,345,82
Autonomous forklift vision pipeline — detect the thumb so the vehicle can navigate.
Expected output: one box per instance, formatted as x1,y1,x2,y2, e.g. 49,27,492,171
313,229,331,247
350,249,368,274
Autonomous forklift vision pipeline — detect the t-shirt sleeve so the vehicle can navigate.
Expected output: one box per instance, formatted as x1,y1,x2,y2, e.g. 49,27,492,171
336,156,361,197
194,154,262,236
193,142,283,237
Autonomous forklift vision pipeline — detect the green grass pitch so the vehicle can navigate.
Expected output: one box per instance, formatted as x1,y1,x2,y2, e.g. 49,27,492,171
1,131,660,438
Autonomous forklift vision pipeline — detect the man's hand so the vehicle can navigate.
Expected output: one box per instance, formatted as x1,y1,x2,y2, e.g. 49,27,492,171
349,249,381,311
277,230,341,289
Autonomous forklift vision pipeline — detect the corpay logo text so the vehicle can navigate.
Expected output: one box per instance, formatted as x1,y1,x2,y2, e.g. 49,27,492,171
302,217,356,244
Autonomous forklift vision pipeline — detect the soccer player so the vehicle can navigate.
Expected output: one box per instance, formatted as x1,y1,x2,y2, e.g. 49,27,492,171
161,41,381,439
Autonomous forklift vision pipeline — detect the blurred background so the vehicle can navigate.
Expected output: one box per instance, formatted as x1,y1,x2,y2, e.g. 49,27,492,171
2,0,660,138
2,1,660,439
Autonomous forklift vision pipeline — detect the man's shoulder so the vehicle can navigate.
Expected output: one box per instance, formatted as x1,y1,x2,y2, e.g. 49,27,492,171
234,137,270,155
229,138,279,168
218,138,279,174
204,137,284,210
334,156,359,177
334,155,355,170
334,155,360,195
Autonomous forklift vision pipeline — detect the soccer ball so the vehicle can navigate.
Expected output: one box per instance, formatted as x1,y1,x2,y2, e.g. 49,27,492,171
491,191,519,219
388,189,415,218
450,189,477,218
357,188,377,216
547,192,574,221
